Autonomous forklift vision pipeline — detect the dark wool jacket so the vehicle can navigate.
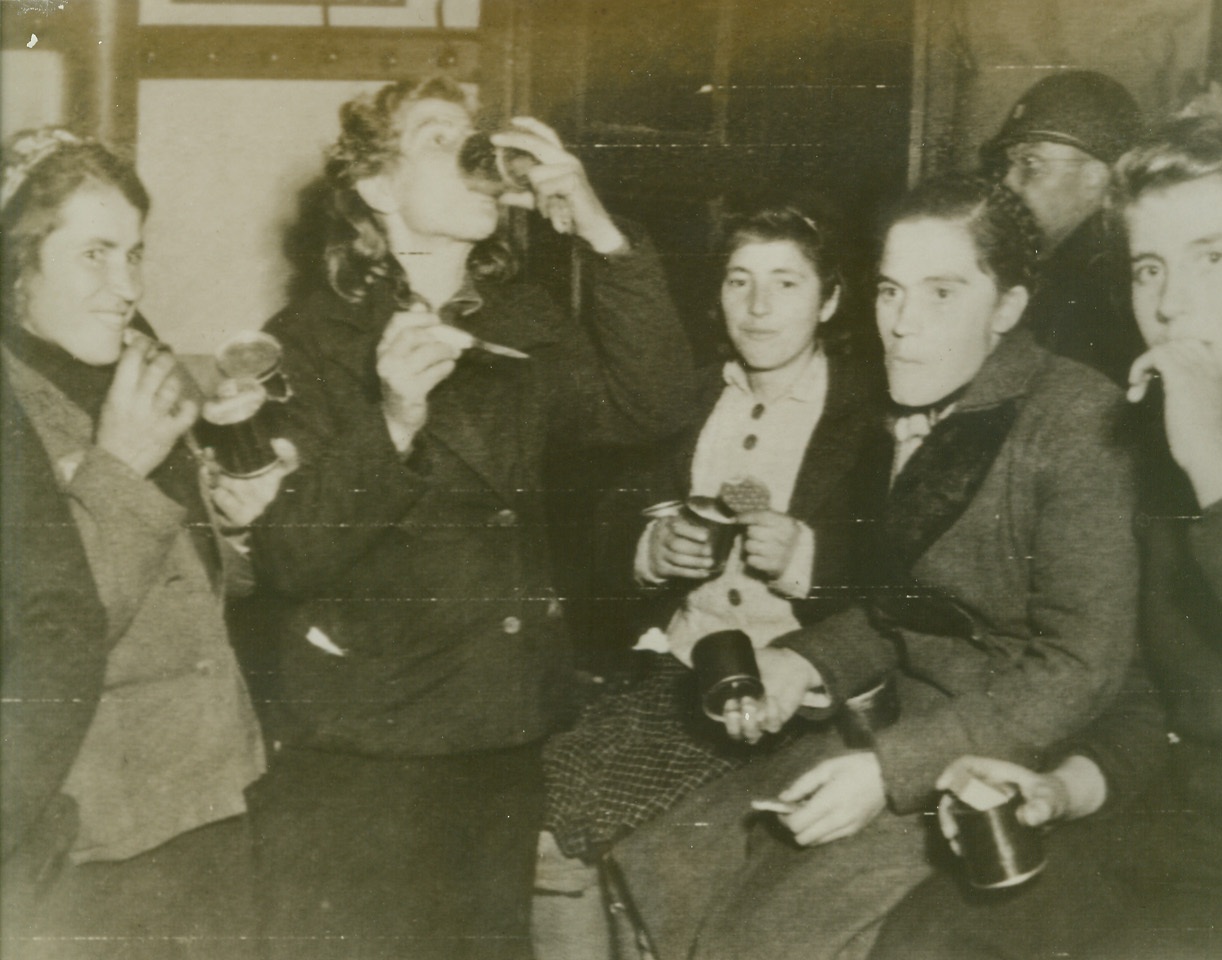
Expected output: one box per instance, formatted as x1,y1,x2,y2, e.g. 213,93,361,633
777,330,1140,813
1134,423,1222,802
1024,211,1145,387
251,235,695,756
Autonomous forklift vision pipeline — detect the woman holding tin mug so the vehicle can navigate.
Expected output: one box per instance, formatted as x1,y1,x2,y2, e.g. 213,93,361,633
0,128,291,959
535,197,889,957
610,177,1142,960
245,76,694,960
870,110,1222,960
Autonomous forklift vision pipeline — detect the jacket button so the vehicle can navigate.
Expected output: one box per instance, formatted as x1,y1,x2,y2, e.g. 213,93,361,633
727,589,743,606
502,616,523,634
493,508,518,527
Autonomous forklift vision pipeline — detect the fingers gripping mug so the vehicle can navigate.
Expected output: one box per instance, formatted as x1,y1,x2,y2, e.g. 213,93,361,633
945,780,1047,889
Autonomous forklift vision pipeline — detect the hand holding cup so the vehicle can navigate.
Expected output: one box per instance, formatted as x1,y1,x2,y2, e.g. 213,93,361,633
491,117,625,252
377,305,463,443
646,511,719,580
206,437,299,529
723,645,821,744
738,509,803,580
937,757,1052,888
97,332,199,478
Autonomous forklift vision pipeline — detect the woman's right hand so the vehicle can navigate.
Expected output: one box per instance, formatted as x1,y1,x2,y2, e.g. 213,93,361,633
377,307,463,448
96,336,199,478
723,646,821,744
647,514,715,580
936,756,1072,853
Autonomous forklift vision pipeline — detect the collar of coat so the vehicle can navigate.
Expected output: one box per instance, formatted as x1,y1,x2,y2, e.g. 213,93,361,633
880,328,1051,582
951,326,1048,416
335,271,562,355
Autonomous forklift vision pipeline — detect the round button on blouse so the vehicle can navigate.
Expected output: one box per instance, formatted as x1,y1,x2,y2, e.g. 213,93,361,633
751,403,765,420
727,589,743,607
743,434,758,450
501,616,523,635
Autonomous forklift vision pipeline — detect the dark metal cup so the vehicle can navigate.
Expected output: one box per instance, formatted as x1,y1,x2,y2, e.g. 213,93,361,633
196,379,280,478
216,331,290,402
457,131,538,196
691,630,765,720
682,496,741,576
948,788,1047,889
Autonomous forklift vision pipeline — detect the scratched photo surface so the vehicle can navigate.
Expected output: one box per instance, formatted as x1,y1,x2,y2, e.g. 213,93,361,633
1,1,1219,959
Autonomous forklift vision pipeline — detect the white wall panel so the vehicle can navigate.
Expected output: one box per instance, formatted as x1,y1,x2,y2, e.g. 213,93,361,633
136,78,384,353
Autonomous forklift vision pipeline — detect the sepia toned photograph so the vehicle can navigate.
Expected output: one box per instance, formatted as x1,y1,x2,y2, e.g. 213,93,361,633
0,1,1219,958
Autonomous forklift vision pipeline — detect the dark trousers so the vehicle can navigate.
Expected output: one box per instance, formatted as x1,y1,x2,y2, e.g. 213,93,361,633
249,742,544,960
2,815,259,960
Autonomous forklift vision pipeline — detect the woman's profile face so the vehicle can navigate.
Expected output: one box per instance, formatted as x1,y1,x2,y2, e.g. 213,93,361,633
379,97,500,245
20,183,144,366
875,217,1022,407
722,238,838,378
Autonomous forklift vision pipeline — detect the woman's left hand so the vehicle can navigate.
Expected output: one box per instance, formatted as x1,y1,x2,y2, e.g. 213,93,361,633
738,510,803,580
492,118,625,254
775,752,887,847
206,437,299,529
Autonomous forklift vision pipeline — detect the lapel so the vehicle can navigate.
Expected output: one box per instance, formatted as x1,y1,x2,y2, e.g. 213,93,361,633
328,277,529,502
882,330,1046,575
788,353,885,524
664,354,887,522
403,278,556,504
422,347,526,502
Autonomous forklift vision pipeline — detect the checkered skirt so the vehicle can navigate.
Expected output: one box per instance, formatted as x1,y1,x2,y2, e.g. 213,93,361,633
543,652,757,862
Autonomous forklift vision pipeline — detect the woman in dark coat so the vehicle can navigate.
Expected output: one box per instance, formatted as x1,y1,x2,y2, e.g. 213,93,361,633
246,76,695,960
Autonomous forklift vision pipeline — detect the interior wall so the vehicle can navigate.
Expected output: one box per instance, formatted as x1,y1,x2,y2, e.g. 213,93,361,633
136,78,383,354
0,50,66,138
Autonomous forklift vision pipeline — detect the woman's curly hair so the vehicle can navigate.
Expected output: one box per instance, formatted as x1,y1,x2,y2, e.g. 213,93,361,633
323,76,516,303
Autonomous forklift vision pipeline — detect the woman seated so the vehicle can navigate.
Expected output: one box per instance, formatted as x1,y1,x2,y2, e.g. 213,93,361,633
535,197,888,954
610,177,1141,960
870,111,1222,960
0,128,290,960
